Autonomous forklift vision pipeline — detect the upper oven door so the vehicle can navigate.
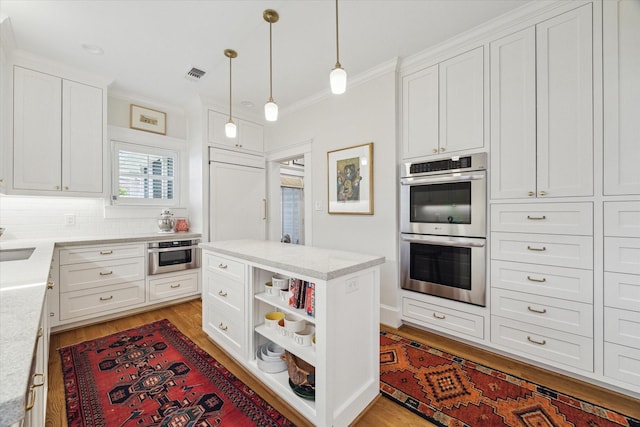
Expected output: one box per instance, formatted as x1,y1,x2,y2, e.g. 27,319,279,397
400,170,486,237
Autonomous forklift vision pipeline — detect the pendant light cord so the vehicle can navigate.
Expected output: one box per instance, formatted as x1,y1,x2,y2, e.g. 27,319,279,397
335,0,341,67
269,21,274,101
229,55,233,120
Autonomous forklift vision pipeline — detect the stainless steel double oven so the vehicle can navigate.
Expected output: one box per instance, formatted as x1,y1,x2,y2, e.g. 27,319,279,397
400,153,487,306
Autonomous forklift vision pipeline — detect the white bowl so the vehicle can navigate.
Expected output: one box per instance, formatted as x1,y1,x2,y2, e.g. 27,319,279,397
264,311,285,328
272,275,289,290
293,326,315,347
260,345,284,363
256,347,287,373
266,342,285,357
284,314,306,333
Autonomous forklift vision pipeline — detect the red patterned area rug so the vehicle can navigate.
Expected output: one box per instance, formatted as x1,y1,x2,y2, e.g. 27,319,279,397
59,319,295,427
380,330,640,427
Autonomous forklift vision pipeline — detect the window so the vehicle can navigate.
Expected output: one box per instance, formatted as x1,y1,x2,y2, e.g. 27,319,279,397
112,141,178,206
281,174,304,244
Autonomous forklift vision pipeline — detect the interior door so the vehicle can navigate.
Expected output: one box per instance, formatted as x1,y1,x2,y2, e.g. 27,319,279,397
209,161,266,241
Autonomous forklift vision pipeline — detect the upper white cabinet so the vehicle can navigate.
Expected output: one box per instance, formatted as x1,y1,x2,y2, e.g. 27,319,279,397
208,110,264,154
13,66,103,195
603,0,640,196
402,46,484,159
490,4,593,199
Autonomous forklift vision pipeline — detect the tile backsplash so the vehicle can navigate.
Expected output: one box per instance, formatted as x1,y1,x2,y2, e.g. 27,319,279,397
0,195,169,240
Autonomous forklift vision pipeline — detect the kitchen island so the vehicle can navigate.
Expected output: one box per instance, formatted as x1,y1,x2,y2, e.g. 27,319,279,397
200,239,385,427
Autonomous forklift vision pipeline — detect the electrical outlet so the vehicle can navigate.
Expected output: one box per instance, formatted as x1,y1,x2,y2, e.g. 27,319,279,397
64,214,76,226
346,278,358,294
314,200,323,211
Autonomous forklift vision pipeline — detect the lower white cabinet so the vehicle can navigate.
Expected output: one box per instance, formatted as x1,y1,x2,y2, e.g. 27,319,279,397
148,271,198,302
201,244,382,427
402,297,484,339
21,305,49,427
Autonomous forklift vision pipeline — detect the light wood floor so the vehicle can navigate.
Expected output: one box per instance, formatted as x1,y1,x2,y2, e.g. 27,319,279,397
46,299,640,426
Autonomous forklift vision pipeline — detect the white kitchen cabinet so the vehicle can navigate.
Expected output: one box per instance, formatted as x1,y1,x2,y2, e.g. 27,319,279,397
200,241,382,427
22,305,49,427
12,66,103,195
208,109,264,153
490,4,593,199
401,47,483,159
148,271,199,302
603,0,640,196
209,149,266,242
202,252,247,360
402,297,484,339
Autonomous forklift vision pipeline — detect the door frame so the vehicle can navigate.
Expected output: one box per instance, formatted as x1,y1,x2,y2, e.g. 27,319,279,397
266,140,313,245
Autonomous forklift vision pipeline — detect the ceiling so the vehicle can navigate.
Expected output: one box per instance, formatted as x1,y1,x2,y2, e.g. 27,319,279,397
0,0,533,115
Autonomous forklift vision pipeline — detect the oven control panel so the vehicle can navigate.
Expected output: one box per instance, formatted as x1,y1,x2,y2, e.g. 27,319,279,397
404,152,486,177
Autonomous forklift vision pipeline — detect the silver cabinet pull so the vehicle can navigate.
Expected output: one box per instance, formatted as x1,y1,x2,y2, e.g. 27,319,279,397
218,263,228,269
262,198,267,220
527,215,546,220
432,148,438,154
527,276,546,283
440,147,446,152
99,296,113,301
528,191,535,196
47,281,55,289
170,284,181,289
539,191,547,196
527,246,546,252
218,322,228,331
527,306,547,314
218,290,228,297
527,336,546,345
100,250,113,255
432,313,446,320
99,271,113,276
25,387,36,411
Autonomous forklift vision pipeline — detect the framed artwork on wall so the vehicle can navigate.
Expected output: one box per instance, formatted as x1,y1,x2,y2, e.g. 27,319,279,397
130,104,166,135
327,142,374,215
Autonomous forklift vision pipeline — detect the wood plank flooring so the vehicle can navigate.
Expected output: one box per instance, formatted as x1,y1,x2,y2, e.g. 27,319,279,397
46,300,640,426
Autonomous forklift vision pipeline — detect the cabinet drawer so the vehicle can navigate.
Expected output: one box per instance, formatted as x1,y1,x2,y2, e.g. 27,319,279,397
604,342,640,388
604,272,640,311
203,300,244,357
60,257,145,292
60,281,145,320
149,272,198,301
491,316,593,371
59,243,145,264
605,308,640,349
604,201,640,238
491,260,592,303
204,273,244,312
604,237,640,275
491,203,592,235
402,298,484,339
491,289,592,337
491,232,593,269
204,253,245,282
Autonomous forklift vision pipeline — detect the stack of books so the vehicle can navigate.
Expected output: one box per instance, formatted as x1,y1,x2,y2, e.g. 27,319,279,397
288,278,315,318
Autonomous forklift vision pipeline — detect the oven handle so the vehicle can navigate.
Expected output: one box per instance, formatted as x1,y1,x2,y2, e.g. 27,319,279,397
400,173,485,185
401,234,486,248
148,246,200,253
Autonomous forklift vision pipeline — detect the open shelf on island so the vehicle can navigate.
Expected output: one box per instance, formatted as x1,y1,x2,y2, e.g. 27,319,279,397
255,324,317,366
246,359,316,421
255,292,316,325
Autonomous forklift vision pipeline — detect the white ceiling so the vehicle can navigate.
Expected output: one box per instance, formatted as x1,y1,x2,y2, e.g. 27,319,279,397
0,0,533,114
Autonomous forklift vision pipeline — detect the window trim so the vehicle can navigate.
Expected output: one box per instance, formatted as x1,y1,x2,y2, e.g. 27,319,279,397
111,140,179,207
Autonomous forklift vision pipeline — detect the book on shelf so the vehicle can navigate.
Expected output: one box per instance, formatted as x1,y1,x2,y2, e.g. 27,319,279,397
288,278,315,318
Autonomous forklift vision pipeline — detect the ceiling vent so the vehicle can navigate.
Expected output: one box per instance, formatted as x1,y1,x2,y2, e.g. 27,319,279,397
185,67,206,82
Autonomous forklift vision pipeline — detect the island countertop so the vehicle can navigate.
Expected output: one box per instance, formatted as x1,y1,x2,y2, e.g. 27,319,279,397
199,239,385,281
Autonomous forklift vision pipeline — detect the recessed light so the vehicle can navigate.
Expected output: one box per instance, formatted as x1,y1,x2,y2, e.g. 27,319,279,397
241,101,255,109
81,43,104,55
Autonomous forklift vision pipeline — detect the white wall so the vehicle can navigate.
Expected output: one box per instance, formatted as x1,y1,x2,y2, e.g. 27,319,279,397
266,70,400,326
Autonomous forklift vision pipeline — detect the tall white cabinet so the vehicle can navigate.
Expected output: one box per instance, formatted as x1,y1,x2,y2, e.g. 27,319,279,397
402,47,484,159
490,4,593,199
12,66,104,195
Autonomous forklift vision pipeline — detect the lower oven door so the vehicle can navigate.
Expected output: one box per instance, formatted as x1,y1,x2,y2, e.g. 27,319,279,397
400,233,486,306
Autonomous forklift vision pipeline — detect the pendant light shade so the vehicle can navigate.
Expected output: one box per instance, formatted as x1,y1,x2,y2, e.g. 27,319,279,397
224,48,238,138
330,0,347,94
263,9,279,122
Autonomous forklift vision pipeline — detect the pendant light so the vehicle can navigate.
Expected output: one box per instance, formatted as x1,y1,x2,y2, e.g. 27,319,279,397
224,49,238,138
263,9,279,122
330,0,347,94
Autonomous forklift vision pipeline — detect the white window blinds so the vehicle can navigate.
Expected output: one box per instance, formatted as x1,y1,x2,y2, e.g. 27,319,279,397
112,142,178,205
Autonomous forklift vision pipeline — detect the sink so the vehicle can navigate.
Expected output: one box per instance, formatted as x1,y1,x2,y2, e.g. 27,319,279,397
0,247,36,262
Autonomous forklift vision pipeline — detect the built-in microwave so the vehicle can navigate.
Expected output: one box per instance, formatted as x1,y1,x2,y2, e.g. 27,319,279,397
400,153,487,238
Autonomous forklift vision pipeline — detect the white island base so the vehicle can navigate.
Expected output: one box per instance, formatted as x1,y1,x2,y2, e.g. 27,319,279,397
200,240,384,426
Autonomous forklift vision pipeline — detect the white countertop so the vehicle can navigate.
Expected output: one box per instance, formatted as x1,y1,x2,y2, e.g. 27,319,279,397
200,239,385,281
0,232,201,426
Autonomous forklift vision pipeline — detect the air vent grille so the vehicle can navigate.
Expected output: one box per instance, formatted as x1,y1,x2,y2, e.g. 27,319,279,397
185,67,206,81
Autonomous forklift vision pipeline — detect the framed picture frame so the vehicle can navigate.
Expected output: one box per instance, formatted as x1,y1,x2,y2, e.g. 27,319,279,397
327,142,374,215
130,104,166,135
